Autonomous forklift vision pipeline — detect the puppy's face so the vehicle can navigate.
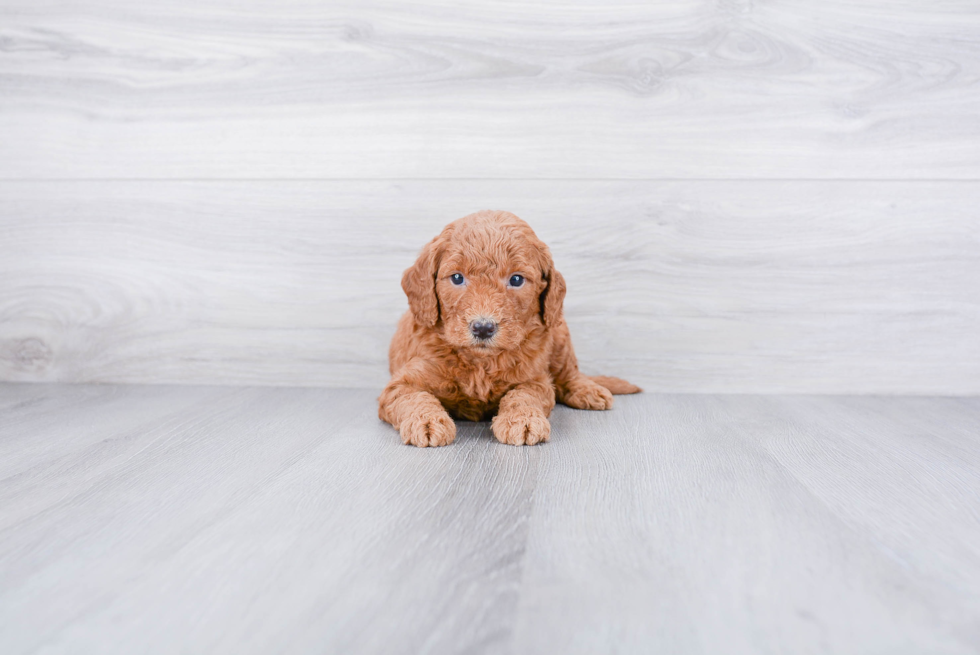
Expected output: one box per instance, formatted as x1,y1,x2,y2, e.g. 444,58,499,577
402,211,566,353
435,246,542,352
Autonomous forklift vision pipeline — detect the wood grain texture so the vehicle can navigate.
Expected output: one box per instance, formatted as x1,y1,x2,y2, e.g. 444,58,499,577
0,384,539,654
1,384,978,653
515,395,980,653
1,180,978,393
1,0,979,179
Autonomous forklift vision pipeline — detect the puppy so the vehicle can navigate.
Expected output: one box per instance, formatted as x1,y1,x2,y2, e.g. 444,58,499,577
379,210,641,447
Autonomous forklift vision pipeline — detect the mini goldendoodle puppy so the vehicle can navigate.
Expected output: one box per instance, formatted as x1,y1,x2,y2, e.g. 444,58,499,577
379,210,641,447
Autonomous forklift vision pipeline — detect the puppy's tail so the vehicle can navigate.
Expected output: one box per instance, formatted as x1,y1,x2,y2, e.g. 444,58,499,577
588,375,643,395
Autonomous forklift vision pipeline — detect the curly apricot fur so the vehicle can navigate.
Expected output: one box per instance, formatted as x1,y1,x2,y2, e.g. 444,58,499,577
379,210,641,447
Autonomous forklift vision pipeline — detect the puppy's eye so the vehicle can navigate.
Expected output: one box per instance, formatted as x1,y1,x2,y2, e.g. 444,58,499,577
508,274,525,288
450,273,465,286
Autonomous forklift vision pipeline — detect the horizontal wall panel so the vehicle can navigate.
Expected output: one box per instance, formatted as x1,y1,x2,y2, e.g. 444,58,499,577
1,180,977,393
1,1,979,179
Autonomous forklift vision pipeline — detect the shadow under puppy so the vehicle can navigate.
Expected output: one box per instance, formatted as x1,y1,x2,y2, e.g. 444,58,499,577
380,210,641,447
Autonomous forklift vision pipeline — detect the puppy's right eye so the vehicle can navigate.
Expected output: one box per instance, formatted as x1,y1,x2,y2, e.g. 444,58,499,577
450,273,465,286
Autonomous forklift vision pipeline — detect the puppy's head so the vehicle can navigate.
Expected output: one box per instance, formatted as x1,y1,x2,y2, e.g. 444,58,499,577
402,210,565,352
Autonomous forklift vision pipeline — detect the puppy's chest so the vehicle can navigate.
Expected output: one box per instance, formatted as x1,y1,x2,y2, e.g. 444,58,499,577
441,362,514,420
457,364,510,401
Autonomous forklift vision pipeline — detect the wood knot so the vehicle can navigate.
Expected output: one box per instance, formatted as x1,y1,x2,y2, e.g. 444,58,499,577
10,338,53,372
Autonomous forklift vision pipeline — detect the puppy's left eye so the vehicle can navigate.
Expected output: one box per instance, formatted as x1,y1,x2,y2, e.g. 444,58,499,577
450,273,465,285
508,274,525,288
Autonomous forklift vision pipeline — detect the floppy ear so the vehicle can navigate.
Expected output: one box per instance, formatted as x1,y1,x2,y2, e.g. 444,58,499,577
540,264,566,327
401,236,442,327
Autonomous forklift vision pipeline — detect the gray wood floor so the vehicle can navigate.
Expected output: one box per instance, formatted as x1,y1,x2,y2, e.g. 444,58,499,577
1,384,978,654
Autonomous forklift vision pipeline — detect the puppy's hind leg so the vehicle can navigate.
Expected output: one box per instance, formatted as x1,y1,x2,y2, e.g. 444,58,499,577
549,321,641,410
557,373,615,411
587,375,642,395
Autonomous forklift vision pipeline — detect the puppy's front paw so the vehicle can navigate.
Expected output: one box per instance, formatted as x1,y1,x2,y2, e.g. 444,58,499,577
492,410,550,446
562,382,614,410
400,410,456,447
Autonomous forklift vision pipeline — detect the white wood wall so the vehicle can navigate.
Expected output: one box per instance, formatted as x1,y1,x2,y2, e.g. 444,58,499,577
1,1,978,393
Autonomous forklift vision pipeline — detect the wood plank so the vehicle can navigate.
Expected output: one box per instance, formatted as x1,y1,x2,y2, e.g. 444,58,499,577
1,1,979,179
1,179,977,393
0,384,537,654
512,394,980,653
1,384,979,652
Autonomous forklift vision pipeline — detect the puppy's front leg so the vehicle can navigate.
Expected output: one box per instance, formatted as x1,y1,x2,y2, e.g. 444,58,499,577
379,378,456,448
492,380,556,446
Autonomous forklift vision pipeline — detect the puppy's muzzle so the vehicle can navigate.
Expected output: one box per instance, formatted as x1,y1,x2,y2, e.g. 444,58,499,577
469,318,497,341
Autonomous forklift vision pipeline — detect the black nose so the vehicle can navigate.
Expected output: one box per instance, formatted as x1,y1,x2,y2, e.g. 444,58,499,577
470,319,497,340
